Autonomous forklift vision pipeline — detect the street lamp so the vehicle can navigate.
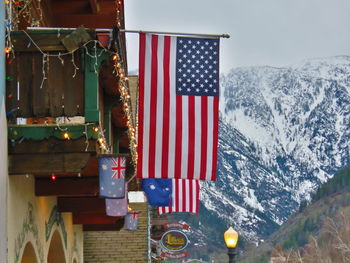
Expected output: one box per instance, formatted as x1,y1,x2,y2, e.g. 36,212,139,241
224,227,239,263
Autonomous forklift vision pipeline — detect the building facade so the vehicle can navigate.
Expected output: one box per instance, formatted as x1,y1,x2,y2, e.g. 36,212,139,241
1,1,148,262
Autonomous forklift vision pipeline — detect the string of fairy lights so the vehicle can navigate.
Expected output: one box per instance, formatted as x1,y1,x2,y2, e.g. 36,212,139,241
4,0,138,166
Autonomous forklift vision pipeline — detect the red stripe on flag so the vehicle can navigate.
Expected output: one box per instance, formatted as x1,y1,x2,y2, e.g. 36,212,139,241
189,178,193,212
174,95,182,179
148,35,159,178
195,180,200,213
137,33,146,178
211,97,219,181
161,36,171,179
187,96,195,179
200,96,208,180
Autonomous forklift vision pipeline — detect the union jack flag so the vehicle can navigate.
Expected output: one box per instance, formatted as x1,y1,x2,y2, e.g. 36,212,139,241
110,157,126,179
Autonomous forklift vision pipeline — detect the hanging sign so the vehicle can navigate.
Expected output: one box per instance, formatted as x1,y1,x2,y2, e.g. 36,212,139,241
160,251,189,259
160,229,189,252
164,222,190,230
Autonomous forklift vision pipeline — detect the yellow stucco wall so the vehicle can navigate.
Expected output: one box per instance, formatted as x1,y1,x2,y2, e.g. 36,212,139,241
8,175,84,263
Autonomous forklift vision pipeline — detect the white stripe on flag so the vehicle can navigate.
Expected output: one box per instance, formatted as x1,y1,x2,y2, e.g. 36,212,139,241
180,96,189,179
155,36,164,178
206,97,214,180
168,37,177,179
194,96,202,179
142,34,152,179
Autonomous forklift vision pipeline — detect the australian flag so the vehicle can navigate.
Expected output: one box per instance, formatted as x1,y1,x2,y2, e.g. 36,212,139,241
142,179,172,206
105,183,128,217
124,211,141,231
99,156,126,198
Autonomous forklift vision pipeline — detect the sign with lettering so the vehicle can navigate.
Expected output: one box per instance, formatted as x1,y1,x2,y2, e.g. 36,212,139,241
160,229,189,252
160,251,189,259
164,222,190,230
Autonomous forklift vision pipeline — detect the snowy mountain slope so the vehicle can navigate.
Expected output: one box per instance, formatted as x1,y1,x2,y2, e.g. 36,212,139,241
198,56,350,245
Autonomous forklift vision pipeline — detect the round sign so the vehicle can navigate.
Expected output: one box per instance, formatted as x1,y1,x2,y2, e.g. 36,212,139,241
160,229,189,252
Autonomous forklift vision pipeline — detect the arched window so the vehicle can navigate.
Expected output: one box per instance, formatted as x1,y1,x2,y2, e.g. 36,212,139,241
21,242,38,263
47,230,66,263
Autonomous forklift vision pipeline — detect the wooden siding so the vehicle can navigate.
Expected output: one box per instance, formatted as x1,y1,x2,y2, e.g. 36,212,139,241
6,51,84,118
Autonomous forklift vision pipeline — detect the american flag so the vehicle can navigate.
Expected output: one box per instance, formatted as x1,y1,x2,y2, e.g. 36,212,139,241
158,179,200,215
137,33,219,181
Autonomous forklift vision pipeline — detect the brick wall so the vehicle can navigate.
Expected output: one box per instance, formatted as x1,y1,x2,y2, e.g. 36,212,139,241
84,203,149,263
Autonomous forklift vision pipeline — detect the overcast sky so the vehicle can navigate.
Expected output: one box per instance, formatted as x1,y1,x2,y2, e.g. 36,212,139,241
124,0,350,74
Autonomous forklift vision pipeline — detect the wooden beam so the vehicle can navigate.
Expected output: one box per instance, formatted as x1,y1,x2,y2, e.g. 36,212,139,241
35,177,99,196
51,1,91,15
9,153,91,175
73,212,122,225
11,32,71,52
58,197,105,213
55,14,116,28
9,138,96,154
89,0,100,14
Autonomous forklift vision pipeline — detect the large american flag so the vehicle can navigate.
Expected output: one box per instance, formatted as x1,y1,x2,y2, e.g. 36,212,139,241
158,179,200,215
137,33,219,181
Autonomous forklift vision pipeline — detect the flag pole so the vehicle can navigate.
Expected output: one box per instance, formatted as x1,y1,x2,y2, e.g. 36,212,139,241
119,29,230,39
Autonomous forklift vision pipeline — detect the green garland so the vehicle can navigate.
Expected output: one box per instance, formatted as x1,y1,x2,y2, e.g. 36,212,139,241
8,123,98,141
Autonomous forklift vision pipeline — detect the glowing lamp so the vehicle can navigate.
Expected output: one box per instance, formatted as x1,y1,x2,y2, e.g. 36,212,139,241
224,227,238,248
63,132,70,139
224,227,238,263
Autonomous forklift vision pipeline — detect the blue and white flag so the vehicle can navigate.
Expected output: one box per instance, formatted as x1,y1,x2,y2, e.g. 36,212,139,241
124,211,141,231
105,184,128,217
142,179,172,206
99,156,126,198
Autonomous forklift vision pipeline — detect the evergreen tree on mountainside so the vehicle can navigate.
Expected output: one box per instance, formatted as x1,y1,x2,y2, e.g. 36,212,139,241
311,166,350,202
238,165,350,263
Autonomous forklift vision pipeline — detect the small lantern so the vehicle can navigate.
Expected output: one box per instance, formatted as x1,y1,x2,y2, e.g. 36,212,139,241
224,226,239,248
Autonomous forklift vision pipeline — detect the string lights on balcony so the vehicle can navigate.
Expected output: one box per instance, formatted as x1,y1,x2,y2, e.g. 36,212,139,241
115,0,138,167
4,0,43,29
5,0,136,165
112,51,138,167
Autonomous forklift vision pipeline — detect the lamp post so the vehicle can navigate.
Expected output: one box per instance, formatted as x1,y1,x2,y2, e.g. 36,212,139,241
224,227,239,263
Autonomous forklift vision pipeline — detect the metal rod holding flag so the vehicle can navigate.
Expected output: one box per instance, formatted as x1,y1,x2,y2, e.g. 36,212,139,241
119,29,230,39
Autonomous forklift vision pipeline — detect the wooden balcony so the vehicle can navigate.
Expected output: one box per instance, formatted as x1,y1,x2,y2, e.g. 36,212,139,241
6,0,139,230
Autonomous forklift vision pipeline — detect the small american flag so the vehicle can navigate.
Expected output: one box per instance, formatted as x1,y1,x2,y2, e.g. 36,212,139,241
158,179,200,215
137,33,219,181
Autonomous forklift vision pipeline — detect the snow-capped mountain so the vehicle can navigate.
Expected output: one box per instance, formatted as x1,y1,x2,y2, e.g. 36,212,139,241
197,56,350,245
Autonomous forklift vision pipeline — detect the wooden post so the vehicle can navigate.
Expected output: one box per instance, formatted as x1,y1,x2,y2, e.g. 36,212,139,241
84,48,109,123
0,2,8,260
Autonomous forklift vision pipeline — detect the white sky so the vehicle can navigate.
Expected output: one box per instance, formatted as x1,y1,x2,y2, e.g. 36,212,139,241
124,0,350,74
